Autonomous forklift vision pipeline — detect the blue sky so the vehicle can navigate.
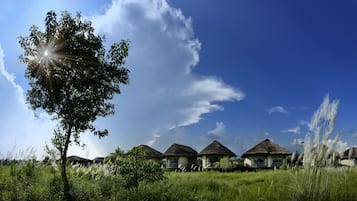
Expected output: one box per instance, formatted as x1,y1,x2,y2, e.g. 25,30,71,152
1,0,356,159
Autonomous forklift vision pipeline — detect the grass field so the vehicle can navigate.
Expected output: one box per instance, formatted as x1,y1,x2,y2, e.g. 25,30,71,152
0,163,357,201
167,169,357,201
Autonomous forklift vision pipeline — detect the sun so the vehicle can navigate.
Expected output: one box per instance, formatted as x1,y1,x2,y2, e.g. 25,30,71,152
41,47,53,60
37,45,57,66
43,50,49,57
28,42,60,78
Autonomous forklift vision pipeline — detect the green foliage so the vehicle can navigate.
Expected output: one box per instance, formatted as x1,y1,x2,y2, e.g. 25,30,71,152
104,147,126,163
19,11,130,135
19,10,129,148
213,158,235,171
106,147,164,189
0,164,357,201
112,180,197,201
0,162,54,201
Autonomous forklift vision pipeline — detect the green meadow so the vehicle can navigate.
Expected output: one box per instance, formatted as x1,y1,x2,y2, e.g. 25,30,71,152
1,163,357,201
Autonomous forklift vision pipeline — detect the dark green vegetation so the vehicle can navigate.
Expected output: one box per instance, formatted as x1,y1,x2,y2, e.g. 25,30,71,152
19,11,129,200
0,160,357,201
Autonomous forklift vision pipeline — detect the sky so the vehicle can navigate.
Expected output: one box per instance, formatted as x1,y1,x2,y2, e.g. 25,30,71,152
1,0,357,159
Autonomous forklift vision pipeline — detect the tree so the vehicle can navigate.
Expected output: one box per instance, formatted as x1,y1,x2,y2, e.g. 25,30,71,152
19,11,129,200
104,147,126,163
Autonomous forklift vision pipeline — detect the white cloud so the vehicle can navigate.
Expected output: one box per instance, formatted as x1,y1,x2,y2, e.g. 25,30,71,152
89,0,244,152
281,126,301,134
146,132,161,147
292,138,304,146
202,121,243,155
268,106,287,114
299,120,309,126
207,121,226,137
326,139,348,153
352,133,357,138
0,45,25,106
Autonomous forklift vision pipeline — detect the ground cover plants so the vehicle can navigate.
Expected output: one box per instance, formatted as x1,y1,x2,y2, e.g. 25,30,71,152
0,163,357,201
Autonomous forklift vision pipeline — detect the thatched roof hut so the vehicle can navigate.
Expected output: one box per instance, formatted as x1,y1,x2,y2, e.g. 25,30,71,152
67,155,91,166
164,143,197,157
164,143,198,169
342,147,357,159
310,144,340,159
199,140,236,157
93,157,104,164
242,139,291,158
130,144,163,159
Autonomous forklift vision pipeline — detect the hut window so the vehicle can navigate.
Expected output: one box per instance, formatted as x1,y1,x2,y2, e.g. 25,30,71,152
254,158,264,163
209,156,220,163
169,158,178,164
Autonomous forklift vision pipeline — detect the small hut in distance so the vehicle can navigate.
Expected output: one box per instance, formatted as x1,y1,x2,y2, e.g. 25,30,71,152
163,143,197,169
199,140,236,169
340,147,357,167
67,155,92,166
128,144,163,163
242,139,291,168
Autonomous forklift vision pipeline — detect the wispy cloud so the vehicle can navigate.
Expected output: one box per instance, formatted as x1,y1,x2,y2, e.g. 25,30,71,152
0,45,25,106
298,120,309,126
352,133,357,138
203,121,244,155
268,106,287,114
281,126,301,134
326,139,348,153
206,121,226,138
292,138,304,146
146,132,161,147
0,44,58,159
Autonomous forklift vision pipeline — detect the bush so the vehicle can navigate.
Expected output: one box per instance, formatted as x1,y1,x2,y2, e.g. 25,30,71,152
110,155,164,189
213,158,235,171
104,146,165,189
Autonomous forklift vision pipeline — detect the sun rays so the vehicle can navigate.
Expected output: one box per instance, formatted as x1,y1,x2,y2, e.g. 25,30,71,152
36,40,58,66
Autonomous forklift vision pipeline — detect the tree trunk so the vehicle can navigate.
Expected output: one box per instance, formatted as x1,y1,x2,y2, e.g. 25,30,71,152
61,155,71,201
61,126,73,201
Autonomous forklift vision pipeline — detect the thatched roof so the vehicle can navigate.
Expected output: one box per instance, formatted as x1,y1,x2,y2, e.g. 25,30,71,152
342,147,357,159
199,140,236,157
164,143,197,157
130,145,163,159
241,139,291,158
67,155,91,165
67,155,90,161
93,157,104,163
310,144,340,158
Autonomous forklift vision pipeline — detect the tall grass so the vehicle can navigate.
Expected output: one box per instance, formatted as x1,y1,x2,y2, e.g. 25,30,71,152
290,95,345,201
166,171,291,201
0,164,357,200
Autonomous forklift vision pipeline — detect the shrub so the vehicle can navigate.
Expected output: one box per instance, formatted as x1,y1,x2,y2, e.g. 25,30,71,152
105,146,165,189
111,155,164,189
214,158,235,171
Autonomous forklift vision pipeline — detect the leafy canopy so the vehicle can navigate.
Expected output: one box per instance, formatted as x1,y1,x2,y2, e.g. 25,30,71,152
19,11,129,145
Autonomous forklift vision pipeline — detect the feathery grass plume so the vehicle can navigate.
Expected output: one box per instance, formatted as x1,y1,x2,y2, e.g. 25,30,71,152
291,95,340,201
303,94,339,168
